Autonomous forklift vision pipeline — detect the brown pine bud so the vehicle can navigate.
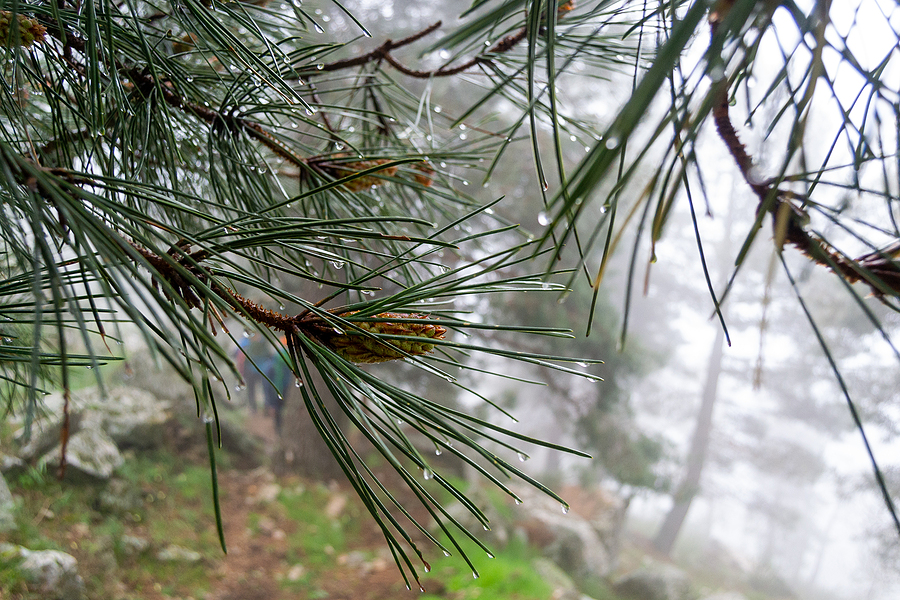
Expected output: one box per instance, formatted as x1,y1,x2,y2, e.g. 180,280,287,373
322,155,398,192
322,313,446,364
557,0,576,18
0,11,46,48
174,33,198,54
411,161,435,187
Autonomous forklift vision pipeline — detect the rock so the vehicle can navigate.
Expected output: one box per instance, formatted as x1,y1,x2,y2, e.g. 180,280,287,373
17,548,85,600
511,484,616,581
15,407,84,462
156,544,203,563
89,386,172,450
532,557,582,600
119,534,150,556
613,562,695,600
0,471,16,533
286,563,306,581
12,385,172,466
0,454,26,476
40,425,123,481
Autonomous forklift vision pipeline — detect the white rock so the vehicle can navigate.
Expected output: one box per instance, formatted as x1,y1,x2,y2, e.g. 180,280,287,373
18,548,85,600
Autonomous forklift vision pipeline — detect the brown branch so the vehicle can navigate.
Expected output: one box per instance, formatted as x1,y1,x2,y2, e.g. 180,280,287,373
314,19,532,81
709,23,900,298
316,21,443,73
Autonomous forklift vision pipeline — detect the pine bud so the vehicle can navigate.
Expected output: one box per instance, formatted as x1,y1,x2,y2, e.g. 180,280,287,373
411,161,435,187
323,155,398,192
323,313,446,364
0,11,47,48
557,0,576,17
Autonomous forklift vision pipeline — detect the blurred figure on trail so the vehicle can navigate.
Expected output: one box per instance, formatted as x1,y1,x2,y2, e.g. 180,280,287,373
262,336,292,434
234,334,269,414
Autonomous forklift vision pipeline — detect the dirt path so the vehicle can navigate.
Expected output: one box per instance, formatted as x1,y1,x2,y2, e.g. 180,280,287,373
202,423,429,600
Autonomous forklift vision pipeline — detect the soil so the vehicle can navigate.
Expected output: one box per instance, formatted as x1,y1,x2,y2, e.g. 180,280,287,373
203,413,432,600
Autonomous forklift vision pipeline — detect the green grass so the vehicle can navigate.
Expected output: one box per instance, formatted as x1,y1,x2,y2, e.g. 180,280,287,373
422,535,553,600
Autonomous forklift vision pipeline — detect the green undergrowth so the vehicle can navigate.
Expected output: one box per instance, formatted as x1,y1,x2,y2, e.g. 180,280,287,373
422,535,552,600
1,439,622,600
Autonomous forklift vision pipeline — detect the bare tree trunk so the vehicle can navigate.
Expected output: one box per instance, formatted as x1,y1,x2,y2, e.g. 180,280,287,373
652,325,725,555
272,366,348,481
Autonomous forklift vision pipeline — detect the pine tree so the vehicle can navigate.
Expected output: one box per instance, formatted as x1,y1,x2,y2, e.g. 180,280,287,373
2,0,899,583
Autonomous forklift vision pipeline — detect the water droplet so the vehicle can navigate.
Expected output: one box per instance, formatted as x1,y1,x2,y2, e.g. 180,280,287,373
423,561,431,573
605,137,619,149
295,379,303,388
330,260,344,269
486,552,494,559
316,63,325,70
438,49,450,60
482,524,490,531
462,180,469,186
423,469,433,480
472,572,480,580
576,361,589,368
459,133,467,140
515,498,522,505
561,504,569,514
313,22,324,34
186,76,194,83
569,135,577,141
235,384,245,391
435,447,443,456
458,124,467,131
433,106,442,114
537,211,551,226
517,452,528,462
443,550,451,557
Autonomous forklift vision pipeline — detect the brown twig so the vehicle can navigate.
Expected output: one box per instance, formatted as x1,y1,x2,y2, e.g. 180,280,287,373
709,20,900,298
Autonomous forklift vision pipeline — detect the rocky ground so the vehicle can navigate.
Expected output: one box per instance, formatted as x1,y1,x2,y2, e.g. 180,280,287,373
1,385,766,600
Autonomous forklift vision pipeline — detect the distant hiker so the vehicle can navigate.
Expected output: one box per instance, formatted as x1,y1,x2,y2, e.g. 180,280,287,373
235,334,269,413
262,338,292,434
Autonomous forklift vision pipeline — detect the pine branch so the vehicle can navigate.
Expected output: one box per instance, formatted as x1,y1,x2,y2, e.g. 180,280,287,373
709,20,900,300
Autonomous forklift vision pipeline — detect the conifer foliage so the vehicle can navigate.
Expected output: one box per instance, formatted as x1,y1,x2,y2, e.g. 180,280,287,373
2,0,899,581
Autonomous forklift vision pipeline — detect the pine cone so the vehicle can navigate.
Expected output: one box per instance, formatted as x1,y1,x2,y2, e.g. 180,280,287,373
0,11,46,48
321,312,446,364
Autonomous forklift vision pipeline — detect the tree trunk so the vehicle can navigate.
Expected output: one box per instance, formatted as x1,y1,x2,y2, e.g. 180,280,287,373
272,365,348,481
652,325,725,555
